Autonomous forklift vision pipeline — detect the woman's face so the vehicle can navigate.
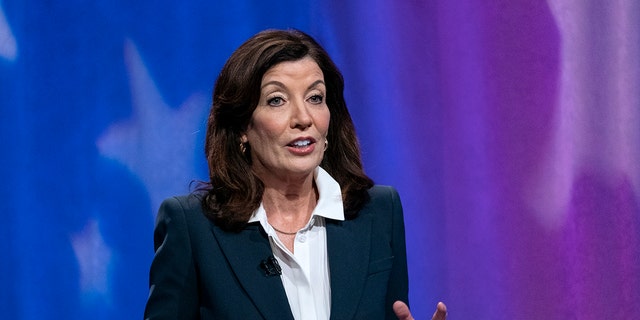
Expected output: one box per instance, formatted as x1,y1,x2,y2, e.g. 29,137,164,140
242,56,330,183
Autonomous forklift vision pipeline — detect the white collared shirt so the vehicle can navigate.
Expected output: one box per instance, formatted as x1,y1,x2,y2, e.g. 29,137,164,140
249,167,344,320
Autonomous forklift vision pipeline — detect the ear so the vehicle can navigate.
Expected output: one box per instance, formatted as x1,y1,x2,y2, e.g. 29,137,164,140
240,134,248,144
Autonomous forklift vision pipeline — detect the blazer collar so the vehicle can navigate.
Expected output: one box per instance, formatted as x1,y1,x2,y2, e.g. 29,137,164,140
211,214,373,320
210,223,294,320
326,215,372,320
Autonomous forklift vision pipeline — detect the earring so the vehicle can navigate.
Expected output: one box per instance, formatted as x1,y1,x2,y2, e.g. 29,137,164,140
324,139,328,151
240,142,247,155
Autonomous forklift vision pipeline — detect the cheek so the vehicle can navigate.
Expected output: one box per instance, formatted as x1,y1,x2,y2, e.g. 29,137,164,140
247,116,285,143
319,109,331,135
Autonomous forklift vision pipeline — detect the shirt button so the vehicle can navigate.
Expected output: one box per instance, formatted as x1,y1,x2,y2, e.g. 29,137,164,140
298,234,306,242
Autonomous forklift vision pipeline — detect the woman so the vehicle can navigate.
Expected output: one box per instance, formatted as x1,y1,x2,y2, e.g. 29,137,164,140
144,29,446,320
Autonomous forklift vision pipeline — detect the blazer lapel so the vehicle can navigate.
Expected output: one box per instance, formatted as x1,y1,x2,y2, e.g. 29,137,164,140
326,215,372,320
211,223,294,320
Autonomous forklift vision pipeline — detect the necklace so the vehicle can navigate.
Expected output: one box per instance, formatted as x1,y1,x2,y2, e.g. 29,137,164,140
271,225,300,235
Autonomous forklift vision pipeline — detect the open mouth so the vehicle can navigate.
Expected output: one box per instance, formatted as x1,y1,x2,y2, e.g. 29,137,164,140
289,139,312,148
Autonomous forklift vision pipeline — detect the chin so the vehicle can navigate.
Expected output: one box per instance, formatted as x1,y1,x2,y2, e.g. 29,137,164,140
286,160,322,175
286,166,317,176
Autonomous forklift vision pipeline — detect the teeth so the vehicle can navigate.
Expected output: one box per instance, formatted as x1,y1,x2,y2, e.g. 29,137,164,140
292,140,311,147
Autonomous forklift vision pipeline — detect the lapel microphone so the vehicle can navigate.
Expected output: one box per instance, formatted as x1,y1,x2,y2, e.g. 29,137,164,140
260,256,282,277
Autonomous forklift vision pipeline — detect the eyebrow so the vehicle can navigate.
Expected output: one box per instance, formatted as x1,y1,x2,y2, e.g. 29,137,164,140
260,79,326,91
307,80,326,90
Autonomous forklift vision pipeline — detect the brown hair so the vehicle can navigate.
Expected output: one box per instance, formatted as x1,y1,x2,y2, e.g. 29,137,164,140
203,29,373,231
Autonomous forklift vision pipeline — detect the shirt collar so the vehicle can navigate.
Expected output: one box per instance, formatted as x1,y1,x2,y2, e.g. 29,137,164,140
248,166,345,224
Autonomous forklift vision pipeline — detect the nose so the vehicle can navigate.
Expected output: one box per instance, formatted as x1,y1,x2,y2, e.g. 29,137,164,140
290,99,312,129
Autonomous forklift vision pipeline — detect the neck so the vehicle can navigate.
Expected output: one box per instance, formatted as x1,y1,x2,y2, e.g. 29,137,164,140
261,174,318,230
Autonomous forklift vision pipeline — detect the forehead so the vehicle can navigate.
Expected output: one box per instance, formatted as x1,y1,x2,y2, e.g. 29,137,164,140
261,56,324,84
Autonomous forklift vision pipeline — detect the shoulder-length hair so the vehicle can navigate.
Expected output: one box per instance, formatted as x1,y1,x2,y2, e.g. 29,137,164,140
203,29,373,231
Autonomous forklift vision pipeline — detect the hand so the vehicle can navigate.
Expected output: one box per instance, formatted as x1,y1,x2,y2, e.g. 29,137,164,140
431,302,447,320
393,301,447,320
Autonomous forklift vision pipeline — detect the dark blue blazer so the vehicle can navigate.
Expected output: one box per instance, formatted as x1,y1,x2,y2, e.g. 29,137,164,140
144,185,409,319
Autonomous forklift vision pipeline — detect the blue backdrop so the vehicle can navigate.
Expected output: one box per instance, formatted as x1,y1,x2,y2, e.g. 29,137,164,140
3,1,639,319
1,1,444,318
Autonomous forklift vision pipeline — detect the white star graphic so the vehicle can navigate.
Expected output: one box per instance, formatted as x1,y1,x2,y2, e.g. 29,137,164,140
71,219,112,298
0,4,17,61
97,39,208,213
527,1,640,229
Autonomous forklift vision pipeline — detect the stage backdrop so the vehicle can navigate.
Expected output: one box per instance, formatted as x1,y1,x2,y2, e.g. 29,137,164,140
1,0,638,319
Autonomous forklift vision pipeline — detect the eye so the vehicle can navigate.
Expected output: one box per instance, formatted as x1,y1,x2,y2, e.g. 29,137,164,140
308,94,324,104
267,96,285,107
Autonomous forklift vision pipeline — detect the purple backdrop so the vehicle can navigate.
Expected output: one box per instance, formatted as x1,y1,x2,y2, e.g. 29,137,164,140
1,0,638,318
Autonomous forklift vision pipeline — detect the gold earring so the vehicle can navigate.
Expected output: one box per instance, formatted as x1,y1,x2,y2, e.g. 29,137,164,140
240,142,247,155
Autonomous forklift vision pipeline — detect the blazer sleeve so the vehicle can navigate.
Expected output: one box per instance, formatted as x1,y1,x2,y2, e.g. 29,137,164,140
144,197,199,320
385,186,410,319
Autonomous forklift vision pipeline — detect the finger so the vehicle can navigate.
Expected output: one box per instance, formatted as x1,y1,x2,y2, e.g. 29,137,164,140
431,302,447,320
392,300,414,320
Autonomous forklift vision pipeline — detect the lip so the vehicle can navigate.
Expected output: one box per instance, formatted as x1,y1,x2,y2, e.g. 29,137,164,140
286,136,317,155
